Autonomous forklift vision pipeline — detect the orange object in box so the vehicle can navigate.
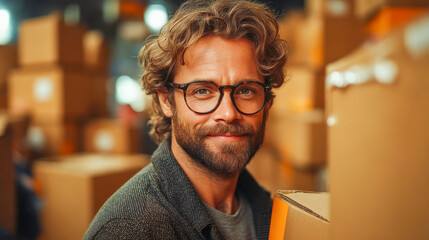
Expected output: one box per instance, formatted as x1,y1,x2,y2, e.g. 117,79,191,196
367,7,428,38
119,0,146,19
33,153,150,240
84,119,142,154
18,13,85,67
8,65,90,122
0,114,16,235
269,191,330,240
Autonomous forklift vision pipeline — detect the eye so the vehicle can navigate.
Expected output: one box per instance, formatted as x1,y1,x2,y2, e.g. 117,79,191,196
195,88,210,95
188,84,218,100
236,86,256,96
238,88,253,95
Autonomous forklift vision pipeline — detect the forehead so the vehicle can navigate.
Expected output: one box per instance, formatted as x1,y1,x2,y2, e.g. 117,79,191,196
174,35,262,84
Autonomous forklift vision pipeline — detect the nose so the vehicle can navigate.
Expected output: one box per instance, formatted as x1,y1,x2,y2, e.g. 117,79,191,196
212,91,241,123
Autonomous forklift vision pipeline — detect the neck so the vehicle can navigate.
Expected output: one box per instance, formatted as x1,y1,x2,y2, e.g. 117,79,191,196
171,136,240,214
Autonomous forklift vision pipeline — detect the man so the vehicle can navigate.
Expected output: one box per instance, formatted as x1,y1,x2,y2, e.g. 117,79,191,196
84,0,287,239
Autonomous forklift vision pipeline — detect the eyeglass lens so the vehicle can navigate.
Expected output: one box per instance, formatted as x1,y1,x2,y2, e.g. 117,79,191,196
184,82,266,114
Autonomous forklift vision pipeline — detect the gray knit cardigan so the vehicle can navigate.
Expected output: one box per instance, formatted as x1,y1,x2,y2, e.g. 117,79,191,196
84,138,273,240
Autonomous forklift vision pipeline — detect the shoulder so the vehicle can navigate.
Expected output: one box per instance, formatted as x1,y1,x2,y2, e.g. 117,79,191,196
86,212,181,239
84,164,179,239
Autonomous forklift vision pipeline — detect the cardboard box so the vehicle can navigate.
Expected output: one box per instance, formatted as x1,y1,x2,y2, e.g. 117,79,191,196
246,144,282,193
0,45,17,91
84,119,142,154
27,119,83,156
83,30,110,71
33,153,150,240
248,145,326,193
324,0,368,64
8,65,90,121
269,190,330,240
277,161,325,192
88,71,109,117
279,12,324,68
18,13,84,67
0,113,16,235
354,0,428,20
272,66,325,113
326,14,429,239
266,110,326,169
0,88,7,109
0,45,17,109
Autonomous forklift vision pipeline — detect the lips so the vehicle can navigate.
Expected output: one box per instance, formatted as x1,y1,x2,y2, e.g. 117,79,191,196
196,124,255,138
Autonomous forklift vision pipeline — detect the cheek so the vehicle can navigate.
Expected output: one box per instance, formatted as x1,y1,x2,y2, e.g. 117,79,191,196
173,100,209,130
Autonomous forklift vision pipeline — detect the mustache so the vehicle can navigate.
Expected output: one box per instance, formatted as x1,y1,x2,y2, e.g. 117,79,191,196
195,123,255,136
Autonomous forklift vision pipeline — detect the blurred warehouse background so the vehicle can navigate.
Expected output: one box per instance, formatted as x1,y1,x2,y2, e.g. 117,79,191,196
0,0,428,239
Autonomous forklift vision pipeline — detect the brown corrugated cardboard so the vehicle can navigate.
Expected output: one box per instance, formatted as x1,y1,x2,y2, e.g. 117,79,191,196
84,119,141,154
8,65,90,121
267,110,326,169
18,13,84,66
326,14,429,239
0,113,16,235
269,190,330,240
34,153,150,240
354,0,429,19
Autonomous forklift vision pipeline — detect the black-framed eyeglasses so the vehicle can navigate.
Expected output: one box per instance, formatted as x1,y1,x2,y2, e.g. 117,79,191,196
168,80,272,115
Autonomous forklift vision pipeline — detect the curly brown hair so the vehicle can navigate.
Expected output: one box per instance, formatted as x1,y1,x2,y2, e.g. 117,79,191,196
139,0,288,144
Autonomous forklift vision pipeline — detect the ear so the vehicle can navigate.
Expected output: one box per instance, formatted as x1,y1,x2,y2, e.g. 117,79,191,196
158,91,173,118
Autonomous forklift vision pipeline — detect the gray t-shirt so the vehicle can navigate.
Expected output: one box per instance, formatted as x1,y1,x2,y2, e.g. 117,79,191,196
204,193,257,240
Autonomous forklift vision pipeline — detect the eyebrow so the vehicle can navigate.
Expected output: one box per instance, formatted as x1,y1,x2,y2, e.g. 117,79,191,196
188,78,263,85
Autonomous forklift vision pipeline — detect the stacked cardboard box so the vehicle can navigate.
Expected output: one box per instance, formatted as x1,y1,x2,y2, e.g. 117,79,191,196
83,30,110,117
0,113,16,235
248,144,327,193
7,13,111,156
0,45,17,109
34,154,150,240
270,4,330,174
323,0,369,64
268,0,426,191
83,119,142,154
327,14,429,239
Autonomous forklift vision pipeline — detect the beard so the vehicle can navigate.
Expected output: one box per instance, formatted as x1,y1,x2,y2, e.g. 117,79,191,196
172,110,267,178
